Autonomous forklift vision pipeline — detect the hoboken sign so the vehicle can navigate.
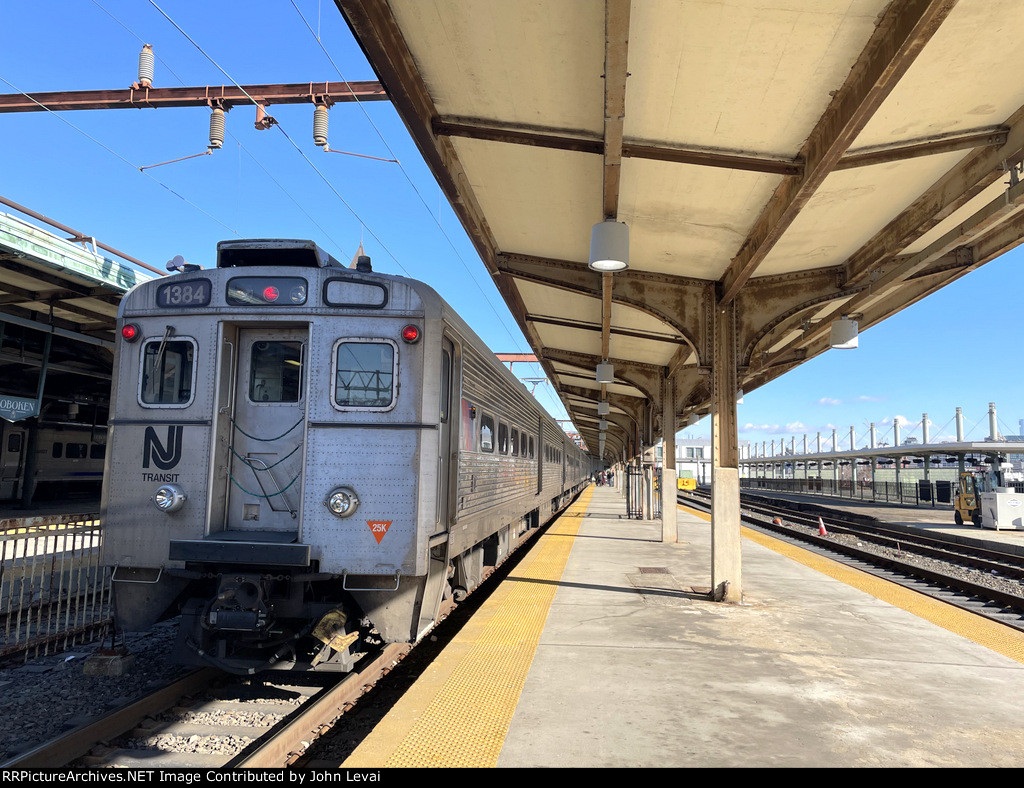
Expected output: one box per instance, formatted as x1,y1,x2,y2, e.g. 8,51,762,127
0,396,40,422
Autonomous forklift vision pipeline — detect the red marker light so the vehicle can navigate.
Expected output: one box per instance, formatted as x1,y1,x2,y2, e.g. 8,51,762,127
121,324,139,342
401,325,420,343
263,286,280,302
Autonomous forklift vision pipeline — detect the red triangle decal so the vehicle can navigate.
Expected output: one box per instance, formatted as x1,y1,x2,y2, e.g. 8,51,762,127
367,520,391,544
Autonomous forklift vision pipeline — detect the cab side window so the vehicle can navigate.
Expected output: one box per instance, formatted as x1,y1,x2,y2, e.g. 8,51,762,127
333,340,396,409
140,339,196,406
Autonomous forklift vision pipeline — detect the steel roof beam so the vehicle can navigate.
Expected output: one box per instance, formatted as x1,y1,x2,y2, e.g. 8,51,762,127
757,173,1024,373
844,103,1024,286
718,0,959,304
0,82,387,113
526,312,689,345
435,118,1006,177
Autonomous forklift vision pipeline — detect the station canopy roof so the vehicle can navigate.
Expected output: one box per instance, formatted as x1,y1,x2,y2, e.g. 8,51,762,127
0,210,154,411
344,1,1024,460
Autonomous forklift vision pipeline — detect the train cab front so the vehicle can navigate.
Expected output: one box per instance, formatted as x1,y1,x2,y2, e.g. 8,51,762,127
103,239,432,675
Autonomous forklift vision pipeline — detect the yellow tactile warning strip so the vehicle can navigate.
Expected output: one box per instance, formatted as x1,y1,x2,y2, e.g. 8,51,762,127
343,487,594,768
679,504,1024,665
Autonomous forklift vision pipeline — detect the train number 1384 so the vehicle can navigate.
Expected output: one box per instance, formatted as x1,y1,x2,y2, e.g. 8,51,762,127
156,279,212,308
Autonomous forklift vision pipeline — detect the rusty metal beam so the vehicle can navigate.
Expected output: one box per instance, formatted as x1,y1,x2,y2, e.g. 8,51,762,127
433,117,801,175
759,173,1024,373
527,312,688,345
845,104,1024,286
835,127,1008,170
495,251,703,352
601,0,630,221
434,118,1006,177
0,81,387,113
718,0,959,304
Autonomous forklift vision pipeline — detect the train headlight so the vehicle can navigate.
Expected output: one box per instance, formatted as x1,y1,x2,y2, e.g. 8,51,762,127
324,486,359,518
152,484,187,513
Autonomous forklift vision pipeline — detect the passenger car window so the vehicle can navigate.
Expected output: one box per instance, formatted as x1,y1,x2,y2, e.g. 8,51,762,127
480,414,494,452
65,443,87,459
250,341,303,402
511,428,519,456
498,422,509,454
334,341,395,408
140,339,195,406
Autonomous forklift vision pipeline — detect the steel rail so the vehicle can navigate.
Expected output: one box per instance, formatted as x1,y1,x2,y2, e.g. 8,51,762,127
0,668,218,768
228,643,410,768
731,493,1024,578
679,491,1024,623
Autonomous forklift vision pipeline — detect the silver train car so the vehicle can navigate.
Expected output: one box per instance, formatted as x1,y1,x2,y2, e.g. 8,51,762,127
102,239,592,673
0,422,106,502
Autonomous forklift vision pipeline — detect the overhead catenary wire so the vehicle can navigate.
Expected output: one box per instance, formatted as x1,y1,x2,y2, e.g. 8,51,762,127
147,0,414,277
90,0,354,263
0,73,238,237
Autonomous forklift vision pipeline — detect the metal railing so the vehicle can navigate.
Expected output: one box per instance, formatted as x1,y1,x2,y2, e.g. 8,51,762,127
740,476,963,507
0,514,111,662
625,465,645,519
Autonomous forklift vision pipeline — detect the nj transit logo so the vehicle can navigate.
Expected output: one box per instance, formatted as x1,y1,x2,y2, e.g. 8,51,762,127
143,425,184,470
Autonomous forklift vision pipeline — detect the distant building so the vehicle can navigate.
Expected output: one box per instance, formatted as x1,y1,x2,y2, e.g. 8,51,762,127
653,437,751,485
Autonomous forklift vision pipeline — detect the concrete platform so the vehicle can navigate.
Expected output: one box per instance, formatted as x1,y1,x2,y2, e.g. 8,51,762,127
343,485,1024,768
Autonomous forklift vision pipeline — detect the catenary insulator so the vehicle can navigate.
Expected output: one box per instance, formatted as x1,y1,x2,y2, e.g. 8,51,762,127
209,107,225,149
313,104,329,147
138,45,154,87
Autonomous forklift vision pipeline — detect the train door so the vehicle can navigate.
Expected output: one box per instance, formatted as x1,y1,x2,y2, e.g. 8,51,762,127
436,337,455,531
417,336,456,638
536,415,544,494
0,425,27,499
226,328,307,534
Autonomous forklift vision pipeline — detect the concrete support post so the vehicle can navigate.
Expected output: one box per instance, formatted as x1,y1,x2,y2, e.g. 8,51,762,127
870,422,877,490
832,428,839,486
661,374,676,544
922,413,930,481
711,300,741,603
956,407,965,475
849,426,856,486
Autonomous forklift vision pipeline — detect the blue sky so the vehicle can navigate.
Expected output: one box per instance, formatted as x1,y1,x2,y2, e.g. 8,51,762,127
2,1,1021,449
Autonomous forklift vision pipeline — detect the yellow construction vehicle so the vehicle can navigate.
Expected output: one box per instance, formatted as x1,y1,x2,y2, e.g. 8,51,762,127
954,471,983,526
677,472,697,491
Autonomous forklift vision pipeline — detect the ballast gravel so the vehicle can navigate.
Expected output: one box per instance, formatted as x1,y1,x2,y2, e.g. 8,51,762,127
0,619,188,763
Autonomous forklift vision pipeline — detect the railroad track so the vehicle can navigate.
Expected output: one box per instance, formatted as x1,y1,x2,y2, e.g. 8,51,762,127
1,644,409,769
679,490,1024,630
2,512,549,769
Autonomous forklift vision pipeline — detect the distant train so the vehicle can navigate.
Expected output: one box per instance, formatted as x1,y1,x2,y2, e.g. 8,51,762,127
102,239,593,674
0,422,106,503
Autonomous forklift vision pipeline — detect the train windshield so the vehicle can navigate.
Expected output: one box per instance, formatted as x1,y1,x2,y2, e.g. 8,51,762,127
140,339,195,406
334,341,395,408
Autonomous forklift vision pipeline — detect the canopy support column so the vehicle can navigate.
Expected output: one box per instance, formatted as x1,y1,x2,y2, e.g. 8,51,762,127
711,300,742,602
